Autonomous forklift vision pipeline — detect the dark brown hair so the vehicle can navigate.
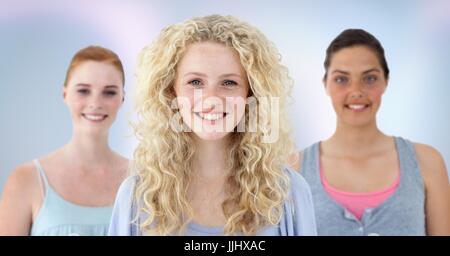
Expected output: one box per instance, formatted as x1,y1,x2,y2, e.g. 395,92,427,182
323,29,389,80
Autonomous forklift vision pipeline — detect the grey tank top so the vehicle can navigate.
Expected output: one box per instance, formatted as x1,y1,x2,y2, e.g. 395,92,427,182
301,136,426,236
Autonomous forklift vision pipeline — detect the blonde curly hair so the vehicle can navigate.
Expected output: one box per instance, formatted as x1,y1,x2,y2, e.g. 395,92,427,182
132,14,295,235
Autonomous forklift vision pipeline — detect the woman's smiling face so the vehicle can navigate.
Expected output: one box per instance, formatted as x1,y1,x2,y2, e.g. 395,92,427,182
63,60,124,135
324,45,388,127
174,41,249,141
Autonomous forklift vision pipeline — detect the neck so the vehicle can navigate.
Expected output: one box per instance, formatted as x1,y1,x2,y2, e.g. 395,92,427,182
325,120,388,157
192,136,230,180
62,130,114,168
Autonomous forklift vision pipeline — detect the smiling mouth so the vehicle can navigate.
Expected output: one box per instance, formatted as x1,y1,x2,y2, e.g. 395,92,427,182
194,112,228,121
82,114,108,122
345,104,370,111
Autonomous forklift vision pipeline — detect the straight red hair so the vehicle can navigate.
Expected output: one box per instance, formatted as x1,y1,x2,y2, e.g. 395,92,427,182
63,46,125,87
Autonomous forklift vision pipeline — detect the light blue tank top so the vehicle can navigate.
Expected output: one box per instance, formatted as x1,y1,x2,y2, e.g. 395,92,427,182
301,136,426,236
108,167,318,236
30,159,113,236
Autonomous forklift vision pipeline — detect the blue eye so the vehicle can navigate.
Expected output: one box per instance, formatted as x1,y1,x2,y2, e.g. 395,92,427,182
104,91,117,96
77,89,89,94
363,75,377,84
188,79,202,86
223,80,237,86
334,76,348,84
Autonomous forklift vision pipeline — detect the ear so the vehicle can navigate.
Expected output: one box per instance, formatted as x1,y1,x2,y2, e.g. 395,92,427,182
323,78,330,96
382,77,389,94
62,86,67,103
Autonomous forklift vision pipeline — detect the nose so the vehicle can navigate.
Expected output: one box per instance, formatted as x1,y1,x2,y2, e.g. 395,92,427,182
202,85,219,99
349,82,364,99
193,86,223,113
350,90,363,99
87,92,104,110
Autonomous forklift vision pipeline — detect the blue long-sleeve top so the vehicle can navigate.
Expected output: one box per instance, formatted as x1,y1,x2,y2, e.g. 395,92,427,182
108,167,317,236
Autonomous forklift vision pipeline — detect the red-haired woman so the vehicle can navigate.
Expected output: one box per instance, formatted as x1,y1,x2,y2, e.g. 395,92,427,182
0,46,129,235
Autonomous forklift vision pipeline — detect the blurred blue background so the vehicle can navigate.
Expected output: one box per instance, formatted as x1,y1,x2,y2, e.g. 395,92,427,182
1,0,449,191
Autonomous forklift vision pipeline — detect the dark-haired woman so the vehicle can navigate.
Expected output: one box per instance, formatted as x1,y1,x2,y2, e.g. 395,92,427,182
293,29,449,236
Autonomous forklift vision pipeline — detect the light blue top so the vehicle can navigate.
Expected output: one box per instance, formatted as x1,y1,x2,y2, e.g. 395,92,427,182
108,167,317,236
301,136,426,236
30,159,114,236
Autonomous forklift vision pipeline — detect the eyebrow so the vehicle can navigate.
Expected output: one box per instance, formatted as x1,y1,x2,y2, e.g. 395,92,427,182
183,72,242,79
75,84,119,89
183,72,207,78
75,83,91,87
331,68,381,75
332,70,350,75
104,85,119,89
219,73,242,79
362,68,381,74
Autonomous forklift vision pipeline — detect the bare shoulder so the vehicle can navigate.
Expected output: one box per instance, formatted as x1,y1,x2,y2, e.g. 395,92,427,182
414,143,446,170
286,151,301,172
3,161,40,198
112,153,131,178
414,143,448,186
119,155,130,168
118,155,130,168
0,161,41,234
1,162,38,214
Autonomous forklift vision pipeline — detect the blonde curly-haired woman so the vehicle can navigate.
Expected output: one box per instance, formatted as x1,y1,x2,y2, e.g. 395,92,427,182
108,15,317,236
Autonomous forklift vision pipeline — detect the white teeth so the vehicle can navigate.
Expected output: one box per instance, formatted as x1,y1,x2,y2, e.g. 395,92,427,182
197,113,224,121
348,104,366,110
83,114,106,121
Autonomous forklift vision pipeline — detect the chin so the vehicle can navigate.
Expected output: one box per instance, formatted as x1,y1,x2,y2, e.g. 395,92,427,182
344,118,374,127
79,125,110,135
194,131,229,141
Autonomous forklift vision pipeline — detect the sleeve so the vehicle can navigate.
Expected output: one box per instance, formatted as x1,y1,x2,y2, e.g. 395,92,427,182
108,175,137,236
287,168,318,236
